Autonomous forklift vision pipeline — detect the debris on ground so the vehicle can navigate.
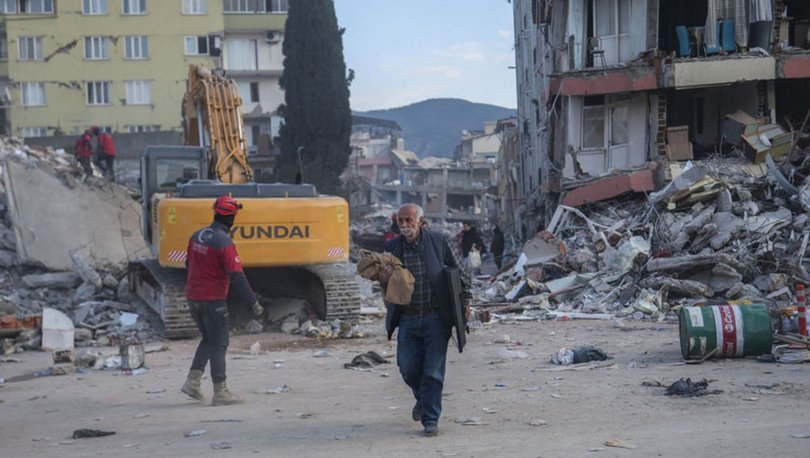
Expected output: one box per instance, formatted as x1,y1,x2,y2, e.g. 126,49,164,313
72,429,116,439
664,378,723,397
343,351,390,370
551,346,610,366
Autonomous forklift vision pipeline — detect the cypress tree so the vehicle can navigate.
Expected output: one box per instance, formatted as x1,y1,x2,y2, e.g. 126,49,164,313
276,0,352,196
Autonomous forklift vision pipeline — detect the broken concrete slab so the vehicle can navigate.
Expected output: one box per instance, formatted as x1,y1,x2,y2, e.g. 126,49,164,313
709,212,744,250
71,252,102,288
746,207,792,234
562,169,654,207
646,254,745,275
22,272,80,289
2,159,148,271
688,263,743,294
522,231,567,267
640,277,714,297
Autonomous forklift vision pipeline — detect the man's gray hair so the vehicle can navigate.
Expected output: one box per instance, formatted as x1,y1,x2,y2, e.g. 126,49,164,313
399,203,424,219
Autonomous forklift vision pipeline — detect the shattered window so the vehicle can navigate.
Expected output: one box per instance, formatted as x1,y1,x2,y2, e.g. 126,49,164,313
611,104,628,145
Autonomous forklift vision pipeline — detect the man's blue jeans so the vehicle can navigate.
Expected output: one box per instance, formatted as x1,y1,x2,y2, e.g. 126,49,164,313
396,310,450,426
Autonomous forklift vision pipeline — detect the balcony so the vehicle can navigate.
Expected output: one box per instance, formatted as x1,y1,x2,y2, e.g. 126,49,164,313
224,13,286,32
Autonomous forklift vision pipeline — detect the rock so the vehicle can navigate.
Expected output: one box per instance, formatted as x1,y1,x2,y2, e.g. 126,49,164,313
0,249,17,267
753,274,788,293
22,272,80,289
244,319,263,334
71,253,103,288
716,188,733,212
72,282,97,304
49,364,76,376
102,274,119,289
280,315,299,334
1,338,14,355
0,299,18,316
74,328,94,342
74,348,102,368
116,278,132,303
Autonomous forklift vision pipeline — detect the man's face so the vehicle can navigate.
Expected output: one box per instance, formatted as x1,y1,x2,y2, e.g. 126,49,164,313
397,207,422,241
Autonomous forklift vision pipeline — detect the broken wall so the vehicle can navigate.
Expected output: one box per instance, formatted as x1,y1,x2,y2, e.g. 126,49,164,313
667,82,760,147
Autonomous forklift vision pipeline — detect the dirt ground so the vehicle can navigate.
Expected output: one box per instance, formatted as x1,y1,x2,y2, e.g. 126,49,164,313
1,317,809,458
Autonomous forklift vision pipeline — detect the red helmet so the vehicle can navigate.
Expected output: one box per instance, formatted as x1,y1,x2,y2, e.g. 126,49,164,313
213,196,242,216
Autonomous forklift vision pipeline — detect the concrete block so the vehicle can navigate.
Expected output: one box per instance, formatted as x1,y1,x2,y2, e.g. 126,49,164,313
22,272,80,289
42,308,74,350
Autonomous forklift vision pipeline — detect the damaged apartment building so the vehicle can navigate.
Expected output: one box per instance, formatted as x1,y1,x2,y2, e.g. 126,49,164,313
344,116,500,223
512,0,810,238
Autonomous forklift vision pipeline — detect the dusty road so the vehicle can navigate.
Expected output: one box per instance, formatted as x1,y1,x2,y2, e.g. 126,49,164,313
1,318,809,458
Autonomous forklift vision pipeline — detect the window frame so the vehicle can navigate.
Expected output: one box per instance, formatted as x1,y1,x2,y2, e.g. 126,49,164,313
124,35,149,60
0,0,17,14
122,0,146,15
84,36,110,60
19,0,54,13
182,0,207,15
20,82,46,107
82,0,108,15
18,36,43,61
86,81,112,106
125,80,151,105
183,35,209,55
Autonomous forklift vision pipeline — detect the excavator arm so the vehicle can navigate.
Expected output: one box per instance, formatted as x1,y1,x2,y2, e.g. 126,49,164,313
183,64,254,183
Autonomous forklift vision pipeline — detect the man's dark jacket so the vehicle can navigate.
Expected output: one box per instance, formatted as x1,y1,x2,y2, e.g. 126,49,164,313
384,229,455,340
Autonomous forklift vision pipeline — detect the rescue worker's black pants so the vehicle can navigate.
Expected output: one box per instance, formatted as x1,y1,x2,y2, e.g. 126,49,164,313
77,156,92,176
95,153,115,181
188,299,230,383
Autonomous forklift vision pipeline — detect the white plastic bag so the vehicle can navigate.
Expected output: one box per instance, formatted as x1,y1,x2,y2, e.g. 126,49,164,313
467,247,482,270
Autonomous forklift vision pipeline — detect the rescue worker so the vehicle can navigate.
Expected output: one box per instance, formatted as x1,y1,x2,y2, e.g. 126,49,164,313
180,195,264,406
73,129,93,177
92,126,117,182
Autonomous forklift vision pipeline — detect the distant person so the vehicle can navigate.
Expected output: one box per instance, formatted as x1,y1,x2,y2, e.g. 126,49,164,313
73,129,93,177
490,226,505,270
460,222,486,258
92,126,117,182
181,196,264,406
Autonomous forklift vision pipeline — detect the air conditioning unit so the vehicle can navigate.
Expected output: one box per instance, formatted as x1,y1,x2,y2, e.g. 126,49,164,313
265,31,280,43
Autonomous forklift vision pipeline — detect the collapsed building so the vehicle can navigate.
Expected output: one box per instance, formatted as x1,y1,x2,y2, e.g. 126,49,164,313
345,116,500,224
511,0,810,239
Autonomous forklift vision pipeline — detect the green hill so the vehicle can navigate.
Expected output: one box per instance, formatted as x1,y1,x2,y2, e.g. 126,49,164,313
358,98,516,158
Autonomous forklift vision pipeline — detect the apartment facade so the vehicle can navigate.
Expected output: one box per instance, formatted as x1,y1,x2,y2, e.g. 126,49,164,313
512,0,810,238
0,0,287,142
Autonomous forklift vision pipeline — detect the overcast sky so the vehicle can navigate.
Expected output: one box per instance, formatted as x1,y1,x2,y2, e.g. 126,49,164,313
333,0,517,112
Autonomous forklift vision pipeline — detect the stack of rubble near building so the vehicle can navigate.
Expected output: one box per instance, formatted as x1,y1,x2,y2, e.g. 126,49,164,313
0,136,158,354
473,153,810,325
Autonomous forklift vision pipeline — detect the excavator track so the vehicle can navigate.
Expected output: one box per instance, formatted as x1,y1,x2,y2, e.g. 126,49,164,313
130,259,362,340
305,262,362,320
129,259,198,339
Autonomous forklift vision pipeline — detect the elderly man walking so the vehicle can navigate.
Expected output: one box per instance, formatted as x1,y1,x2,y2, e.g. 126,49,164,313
379,203,470,436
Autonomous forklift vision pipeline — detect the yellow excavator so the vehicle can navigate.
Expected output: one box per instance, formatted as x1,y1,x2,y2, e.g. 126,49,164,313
129,64,360,338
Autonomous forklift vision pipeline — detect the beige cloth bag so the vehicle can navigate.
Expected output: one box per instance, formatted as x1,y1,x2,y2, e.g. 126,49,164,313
356,249,415,305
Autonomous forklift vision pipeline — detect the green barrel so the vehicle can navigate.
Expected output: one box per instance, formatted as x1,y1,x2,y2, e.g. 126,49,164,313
679,304,773,360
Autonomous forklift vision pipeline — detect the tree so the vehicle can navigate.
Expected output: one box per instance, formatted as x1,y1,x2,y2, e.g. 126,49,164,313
275,0,352,196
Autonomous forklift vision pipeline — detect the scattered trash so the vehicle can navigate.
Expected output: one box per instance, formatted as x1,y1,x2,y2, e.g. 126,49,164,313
453,416,489,426
184,430,207,437
551,346,610,366
528,418,547,426
604,439,636,450
249,342,261,355
791,433,810,439
210,441,231,450
72,429,115,439
665,378,722,397
343,351,390,370
497,348,529,360
313,348,330,358
259,385,291,395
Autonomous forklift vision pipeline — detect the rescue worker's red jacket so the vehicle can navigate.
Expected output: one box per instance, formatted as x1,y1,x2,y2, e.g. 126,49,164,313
185,221,256,304
74,133,92,159
97,132,116,156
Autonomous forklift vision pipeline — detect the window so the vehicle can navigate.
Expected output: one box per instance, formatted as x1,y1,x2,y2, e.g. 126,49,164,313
126,80,151,104
237,81,259,102
127,124,159,133
223,0,287,13
85,36,110,60
582,96,605,149
0,0,16,13
125,36,149,59
18,36,43,61
225,39,257,70
19,0,54,13
182,0,207,14
122,0,146,14
86,81,111,105
0,37,7,60
20,82,46,106
184,36,209,55
83,0,107,15
23,126,47,137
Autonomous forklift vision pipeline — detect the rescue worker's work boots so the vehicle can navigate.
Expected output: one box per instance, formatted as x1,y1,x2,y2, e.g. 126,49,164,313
212,382,244,406
180,369,206,401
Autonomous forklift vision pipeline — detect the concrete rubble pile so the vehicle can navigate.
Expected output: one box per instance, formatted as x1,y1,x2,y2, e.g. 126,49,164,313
473,155,810,324
0,136,156,355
